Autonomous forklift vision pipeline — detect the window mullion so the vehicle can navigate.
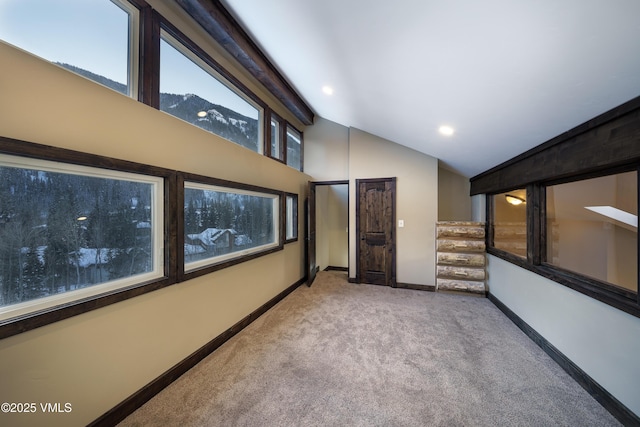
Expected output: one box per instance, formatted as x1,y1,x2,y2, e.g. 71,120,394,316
527,184,542,265
139,7,161,107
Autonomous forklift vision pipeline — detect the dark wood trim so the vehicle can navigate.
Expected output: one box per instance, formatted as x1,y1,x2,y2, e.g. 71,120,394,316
266,109,286,162
323,266,348,272
284,123,304,172
299,129,305,173
470,95,640,195
487,249,639,317
177,172,285,283
396,282,436,292
180,171,283,198
0,136,177,340
311,180,350,186
88,276,306,427
308,180,350,285
488,293,640,426
174,0,314,125
526,184,542,265
138,6,161,107
347,277,358,283
479,95,640,318
284,192,298,244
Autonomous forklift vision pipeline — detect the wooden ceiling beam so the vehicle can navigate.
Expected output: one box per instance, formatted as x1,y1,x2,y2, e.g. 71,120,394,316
176,0,314,126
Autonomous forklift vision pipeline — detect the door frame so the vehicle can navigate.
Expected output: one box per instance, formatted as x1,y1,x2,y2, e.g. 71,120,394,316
355,177,397,287
306,180,349,286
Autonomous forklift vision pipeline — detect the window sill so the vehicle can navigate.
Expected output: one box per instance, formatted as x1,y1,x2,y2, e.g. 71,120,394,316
487,247,639,318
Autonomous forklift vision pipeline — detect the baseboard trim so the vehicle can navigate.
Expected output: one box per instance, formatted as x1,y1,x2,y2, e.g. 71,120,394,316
89,277,306,427
488,293,640,426
396,282,436,292
324,266,348,272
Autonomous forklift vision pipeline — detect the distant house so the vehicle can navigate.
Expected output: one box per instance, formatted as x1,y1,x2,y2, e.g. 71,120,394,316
185,228,252,259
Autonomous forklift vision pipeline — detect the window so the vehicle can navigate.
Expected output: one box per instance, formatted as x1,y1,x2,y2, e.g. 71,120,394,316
546,171,637,294
490,189,527,258
269,115,284,161
285,193,298,242
183,180,280,272
160,30,263,153
0,0,139,97
0,153,164,323
286,125,303,171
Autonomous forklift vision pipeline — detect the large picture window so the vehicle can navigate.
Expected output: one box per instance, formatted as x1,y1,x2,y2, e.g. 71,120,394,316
546,171,637,294
0,0,139,97
184,181,280,272
0,153,164,323
160,30,263,153
473,96,640,318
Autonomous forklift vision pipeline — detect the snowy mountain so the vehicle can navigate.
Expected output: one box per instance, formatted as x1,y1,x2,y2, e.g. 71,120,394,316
159,92,258,151
57,63,259,151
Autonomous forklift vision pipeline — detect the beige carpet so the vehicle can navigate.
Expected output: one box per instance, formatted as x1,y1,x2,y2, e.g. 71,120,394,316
119,271,620,426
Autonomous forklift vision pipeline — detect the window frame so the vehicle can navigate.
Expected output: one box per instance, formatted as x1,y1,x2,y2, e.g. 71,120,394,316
475,95,640,318
0,0,141,99
1,0,309,167
0,136,177,340
158,24,265,154
486,166,640,318
267,110,285,162
177,172,283,282
284,192,299,243
487,188,528,260
0,0,314,339
285,124,304,171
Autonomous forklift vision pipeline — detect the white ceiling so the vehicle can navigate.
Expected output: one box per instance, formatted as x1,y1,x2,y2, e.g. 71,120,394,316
221,0,640,177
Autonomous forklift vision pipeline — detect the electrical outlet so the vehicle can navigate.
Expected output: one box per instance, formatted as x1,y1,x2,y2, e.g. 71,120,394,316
398,219,404,228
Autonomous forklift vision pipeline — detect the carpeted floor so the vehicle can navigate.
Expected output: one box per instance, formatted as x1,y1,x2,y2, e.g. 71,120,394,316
119,271,620,426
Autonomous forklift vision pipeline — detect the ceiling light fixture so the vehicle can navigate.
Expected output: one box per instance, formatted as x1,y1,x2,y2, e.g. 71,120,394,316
197,111,207,118
505,194,526,206
439,125,455,136
322,85,334,95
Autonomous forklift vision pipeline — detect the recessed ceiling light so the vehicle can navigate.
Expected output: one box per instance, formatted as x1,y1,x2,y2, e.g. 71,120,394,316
439,125,455,136
197,111,207,118
322,86,334,95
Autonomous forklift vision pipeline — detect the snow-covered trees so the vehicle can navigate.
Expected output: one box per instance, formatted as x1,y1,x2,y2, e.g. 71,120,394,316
0,166,153,307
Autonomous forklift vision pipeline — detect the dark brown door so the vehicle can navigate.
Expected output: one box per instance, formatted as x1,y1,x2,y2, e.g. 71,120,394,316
356,178,396,286
306,182,317,286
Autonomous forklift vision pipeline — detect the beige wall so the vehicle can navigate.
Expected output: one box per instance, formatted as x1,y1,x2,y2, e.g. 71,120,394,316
438,165,472,221
303,117,350,181
0,35,309,427
305,120,440,286
316,185,349,270
348,128,438,286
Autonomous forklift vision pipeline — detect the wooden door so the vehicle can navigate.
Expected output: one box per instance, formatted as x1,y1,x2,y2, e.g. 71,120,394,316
306,182,317,286
356,178,396,286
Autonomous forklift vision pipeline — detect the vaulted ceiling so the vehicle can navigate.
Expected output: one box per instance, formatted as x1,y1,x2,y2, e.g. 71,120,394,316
219,0,640,177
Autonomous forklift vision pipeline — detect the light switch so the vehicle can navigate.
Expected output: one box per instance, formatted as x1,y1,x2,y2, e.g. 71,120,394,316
398,219,404,228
